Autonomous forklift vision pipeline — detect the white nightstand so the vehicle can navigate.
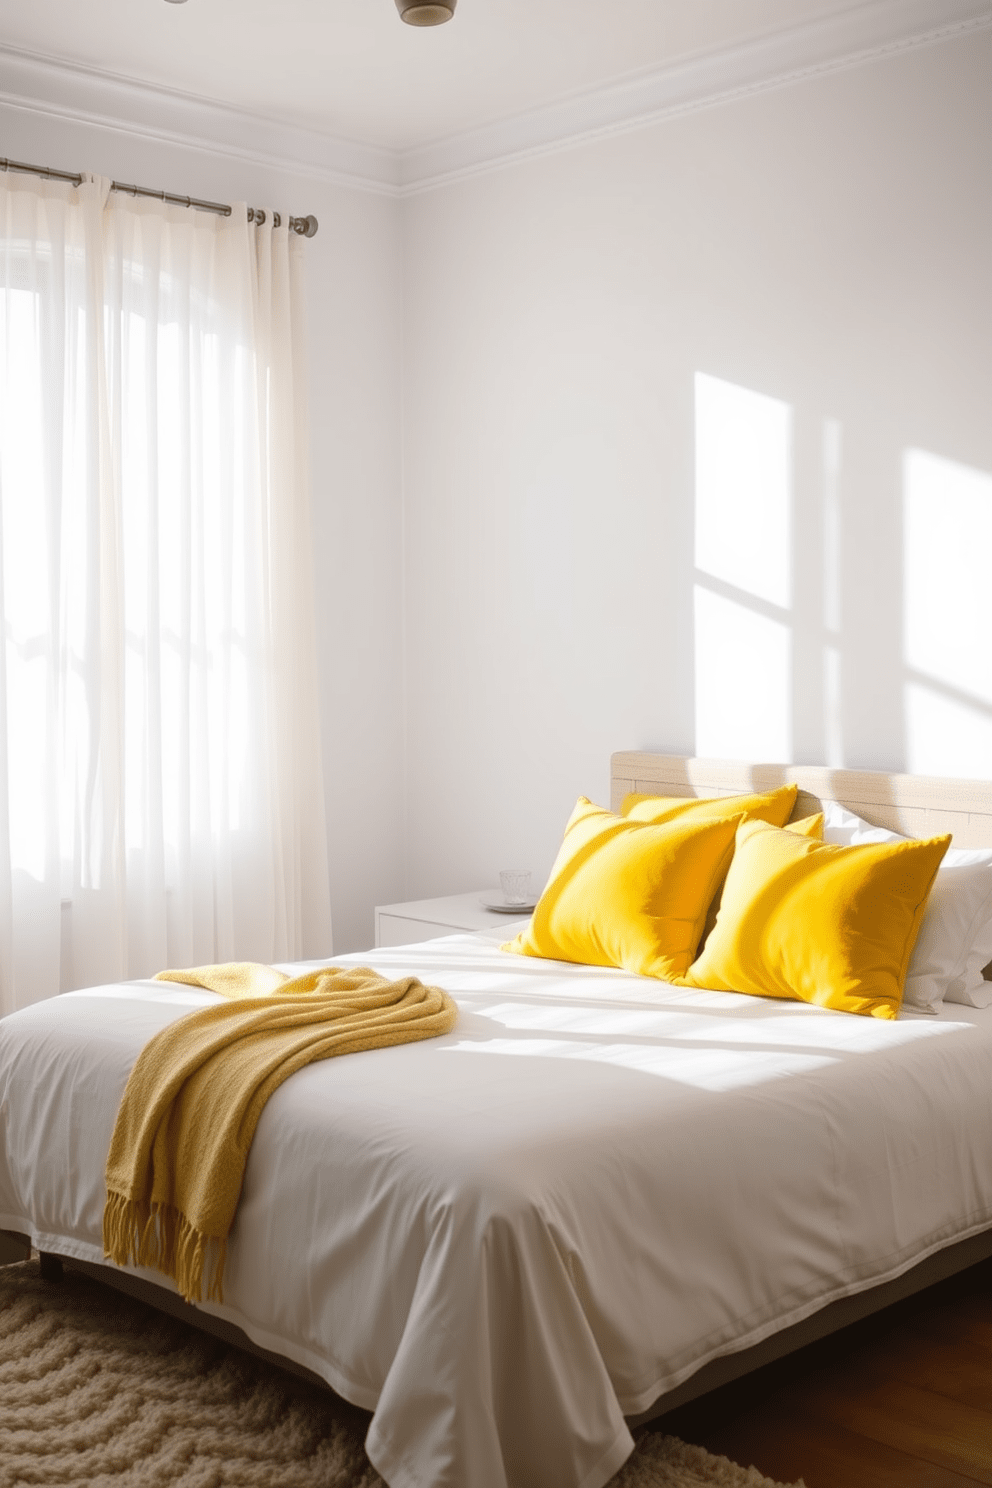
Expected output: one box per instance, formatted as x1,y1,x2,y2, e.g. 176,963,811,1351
374,891,532,948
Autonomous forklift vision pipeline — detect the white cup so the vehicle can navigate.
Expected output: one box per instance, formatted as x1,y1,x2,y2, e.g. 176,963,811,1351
499,869,532,905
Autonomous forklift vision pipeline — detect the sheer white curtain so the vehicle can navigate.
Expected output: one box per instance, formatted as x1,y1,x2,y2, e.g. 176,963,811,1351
0,173,331,1015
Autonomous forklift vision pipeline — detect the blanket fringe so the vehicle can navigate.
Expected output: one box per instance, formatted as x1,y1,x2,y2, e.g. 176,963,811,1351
103,1191,225,1305
104,964,455,1310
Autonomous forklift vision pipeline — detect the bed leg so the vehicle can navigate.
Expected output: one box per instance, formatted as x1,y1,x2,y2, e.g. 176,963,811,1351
39,1252,64,1282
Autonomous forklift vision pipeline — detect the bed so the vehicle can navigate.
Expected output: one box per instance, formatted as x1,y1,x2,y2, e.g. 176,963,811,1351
2,752,992,1488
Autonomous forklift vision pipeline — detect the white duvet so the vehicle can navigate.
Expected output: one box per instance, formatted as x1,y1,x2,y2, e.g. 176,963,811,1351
2,935,992,1488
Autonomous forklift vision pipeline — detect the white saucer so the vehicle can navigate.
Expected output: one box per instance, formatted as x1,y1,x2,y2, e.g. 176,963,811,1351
479,895,539,914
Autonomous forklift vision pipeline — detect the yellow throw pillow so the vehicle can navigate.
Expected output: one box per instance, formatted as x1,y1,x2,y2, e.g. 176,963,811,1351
622,783,798,829
786,812,824,839
682,819,951,1018
624,787,802,948
692,811,825,956
503,797,743,981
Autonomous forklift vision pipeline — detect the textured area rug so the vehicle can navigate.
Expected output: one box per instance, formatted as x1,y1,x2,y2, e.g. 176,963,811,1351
0,1260,801,1487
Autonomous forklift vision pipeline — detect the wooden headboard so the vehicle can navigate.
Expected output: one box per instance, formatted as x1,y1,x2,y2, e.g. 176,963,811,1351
611,753,992,849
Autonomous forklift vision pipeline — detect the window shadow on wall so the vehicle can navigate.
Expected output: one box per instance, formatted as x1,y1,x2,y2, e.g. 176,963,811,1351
903,448,992,778
693,372,793,761
692,371,992,779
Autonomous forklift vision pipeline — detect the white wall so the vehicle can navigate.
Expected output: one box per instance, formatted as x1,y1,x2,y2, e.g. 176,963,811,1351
401,31,992,901
0,99,406,953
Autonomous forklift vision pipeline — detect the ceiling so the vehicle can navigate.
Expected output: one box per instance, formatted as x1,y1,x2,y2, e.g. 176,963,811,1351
0,0,896,154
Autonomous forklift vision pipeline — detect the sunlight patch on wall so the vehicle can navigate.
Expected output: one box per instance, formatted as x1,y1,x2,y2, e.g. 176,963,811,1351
694,373,792,761
695,588,791,761
822,418,843,767
695,374,790,607
905,686,992,779
904,449,992,777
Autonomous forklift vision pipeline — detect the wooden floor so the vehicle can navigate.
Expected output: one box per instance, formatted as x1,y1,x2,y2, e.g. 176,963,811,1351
652,1258,992,1487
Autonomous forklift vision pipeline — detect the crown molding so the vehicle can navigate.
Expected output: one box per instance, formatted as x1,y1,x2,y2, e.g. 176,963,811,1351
1,0,989,203
0,44,400,196
398,0,992,194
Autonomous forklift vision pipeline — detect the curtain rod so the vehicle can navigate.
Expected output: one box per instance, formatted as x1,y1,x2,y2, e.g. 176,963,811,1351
0,157,318,238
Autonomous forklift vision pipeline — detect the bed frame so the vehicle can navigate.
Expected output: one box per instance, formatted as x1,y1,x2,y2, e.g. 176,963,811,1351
4,752,992,1417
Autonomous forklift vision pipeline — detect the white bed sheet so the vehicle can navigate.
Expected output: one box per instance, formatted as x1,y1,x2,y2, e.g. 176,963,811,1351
2,935,992,1488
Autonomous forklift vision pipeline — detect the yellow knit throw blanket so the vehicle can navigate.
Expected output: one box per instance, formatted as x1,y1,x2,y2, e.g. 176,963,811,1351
103,962,457,1305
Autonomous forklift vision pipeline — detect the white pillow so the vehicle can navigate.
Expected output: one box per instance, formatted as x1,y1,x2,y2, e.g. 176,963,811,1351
822,802,992,1011
821,802,905,848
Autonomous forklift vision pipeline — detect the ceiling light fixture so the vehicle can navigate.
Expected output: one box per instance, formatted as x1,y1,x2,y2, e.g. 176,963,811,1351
394,0,456,25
